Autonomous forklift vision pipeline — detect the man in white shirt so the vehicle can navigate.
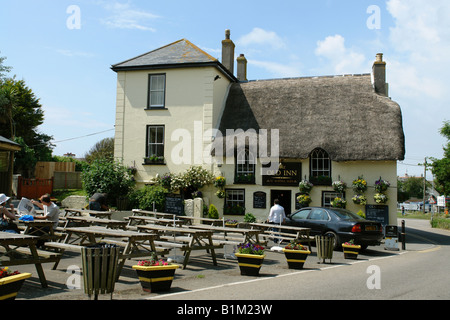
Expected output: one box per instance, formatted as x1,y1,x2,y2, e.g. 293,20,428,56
32,195,60,230
266,199,286,244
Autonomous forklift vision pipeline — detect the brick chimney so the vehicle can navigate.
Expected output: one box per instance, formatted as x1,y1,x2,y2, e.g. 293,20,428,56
237,54,247,82
222,29,235,74
372,53,388,96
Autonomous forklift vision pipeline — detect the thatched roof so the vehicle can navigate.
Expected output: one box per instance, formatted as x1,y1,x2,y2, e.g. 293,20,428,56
217,74,405,161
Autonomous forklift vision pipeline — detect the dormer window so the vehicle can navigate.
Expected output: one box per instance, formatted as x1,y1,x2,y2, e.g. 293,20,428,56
309,148,331,185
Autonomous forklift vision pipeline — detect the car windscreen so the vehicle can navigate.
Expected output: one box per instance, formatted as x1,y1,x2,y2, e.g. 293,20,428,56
331,208,365,221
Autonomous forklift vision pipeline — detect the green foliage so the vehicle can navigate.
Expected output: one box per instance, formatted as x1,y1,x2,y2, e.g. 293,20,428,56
430,120,450,196
84,137,114,164
82,159,135,205
208,204,219,219
129,185,167,212
244,212,256,223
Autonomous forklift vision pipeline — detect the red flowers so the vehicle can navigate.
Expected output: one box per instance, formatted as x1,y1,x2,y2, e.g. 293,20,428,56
0,267,20,279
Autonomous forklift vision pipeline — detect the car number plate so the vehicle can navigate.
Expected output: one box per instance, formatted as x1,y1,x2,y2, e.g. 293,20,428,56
365,225,377,231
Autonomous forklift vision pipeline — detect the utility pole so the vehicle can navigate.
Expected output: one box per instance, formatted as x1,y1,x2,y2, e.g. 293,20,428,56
423,157,427,215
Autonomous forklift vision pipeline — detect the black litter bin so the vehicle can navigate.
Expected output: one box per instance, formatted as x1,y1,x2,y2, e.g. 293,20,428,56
81,243,120,300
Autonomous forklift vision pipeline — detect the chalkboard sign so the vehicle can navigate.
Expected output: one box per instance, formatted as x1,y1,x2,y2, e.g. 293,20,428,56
253,191,266,209
165,194,184,215
365,204,389,226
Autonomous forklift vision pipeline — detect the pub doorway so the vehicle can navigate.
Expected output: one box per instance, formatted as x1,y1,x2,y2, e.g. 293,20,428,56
270,190,292,216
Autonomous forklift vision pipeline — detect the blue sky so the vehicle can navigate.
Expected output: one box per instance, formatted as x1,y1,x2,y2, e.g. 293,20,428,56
1,0,448,178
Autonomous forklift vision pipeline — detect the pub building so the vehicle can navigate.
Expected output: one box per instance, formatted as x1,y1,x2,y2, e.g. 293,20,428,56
112,30,405,225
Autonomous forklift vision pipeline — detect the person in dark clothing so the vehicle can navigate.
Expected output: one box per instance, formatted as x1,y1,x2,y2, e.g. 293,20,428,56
89,193,109,211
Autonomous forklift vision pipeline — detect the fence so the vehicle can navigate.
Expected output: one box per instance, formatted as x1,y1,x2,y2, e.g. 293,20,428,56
54,171,82,189
17,177,53,200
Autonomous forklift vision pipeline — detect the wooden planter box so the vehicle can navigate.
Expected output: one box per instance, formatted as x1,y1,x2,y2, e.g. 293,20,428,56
0,273,31,300
235,253,265,276
282,249,311,269
342,244,361,260
132,265,179,292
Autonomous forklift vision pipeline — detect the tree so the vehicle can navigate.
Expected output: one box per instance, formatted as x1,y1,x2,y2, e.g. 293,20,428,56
430,121,450,196
397,176,431,202
84,137,114,164
0,76,54,176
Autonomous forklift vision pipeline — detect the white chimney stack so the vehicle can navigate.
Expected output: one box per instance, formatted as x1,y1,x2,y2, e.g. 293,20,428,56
221,29,235,74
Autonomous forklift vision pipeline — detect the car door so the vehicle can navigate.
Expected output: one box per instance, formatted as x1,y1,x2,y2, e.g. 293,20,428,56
305,208,330,236
285,208,311,228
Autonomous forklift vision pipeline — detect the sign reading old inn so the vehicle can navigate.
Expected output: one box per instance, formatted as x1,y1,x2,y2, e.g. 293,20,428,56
112,30,405,225
262,162,301,187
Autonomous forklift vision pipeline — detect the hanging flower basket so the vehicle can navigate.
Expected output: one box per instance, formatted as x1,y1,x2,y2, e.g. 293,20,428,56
374,178,390,193
331,197,347,208
214,176,226,189
298,180,313,194
332,181,347,193
374,193,388,204
297,194,312,207
352,194,367,205
352,177,367,193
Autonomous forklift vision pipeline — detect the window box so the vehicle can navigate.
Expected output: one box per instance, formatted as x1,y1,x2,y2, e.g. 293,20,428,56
143,156,165,165
234,173,255,184
309,175,332,186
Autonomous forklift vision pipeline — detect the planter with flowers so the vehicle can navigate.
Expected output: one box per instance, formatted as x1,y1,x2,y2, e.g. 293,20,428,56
374,193,388,204
342,240,361,260
235,243,265,276
352,194,367,206
225,219,238,228
331,197,347,209
132,253,179,293
0,268,31,300
332,180,347,193
352,176,367,194
282,240,311,270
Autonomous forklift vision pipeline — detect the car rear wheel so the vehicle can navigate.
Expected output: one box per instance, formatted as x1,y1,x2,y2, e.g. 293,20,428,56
324,231,340,250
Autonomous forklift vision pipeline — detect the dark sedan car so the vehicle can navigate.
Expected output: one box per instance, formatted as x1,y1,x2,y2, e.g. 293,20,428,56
285,207,383,250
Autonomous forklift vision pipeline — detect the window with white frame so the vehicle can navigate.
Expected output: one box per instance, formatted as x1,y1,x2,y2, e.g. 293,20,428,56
148,74,166,108
235,149,255,184
310,148,330,178
224,189,245,215
322,191,344,207
146,125,165,159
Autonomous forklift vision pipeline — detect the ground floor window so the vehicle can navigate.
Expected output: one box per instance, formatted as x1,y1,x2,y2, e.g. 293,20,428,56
224,189,245,215
322,191,344,207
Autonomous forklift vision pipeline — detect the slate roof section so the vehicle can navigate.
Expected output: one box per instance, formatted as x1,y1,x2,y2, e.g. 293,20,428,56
111,39,237,81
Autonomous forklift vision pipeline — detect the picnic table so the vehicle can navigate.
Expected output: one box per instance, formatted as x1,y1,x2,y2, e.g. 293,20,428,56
249,222,313,250
177,216,224,226
187,224,265,245
64,216,128,229
19,220,62,242
126,215,184,228
0,232,61,288
136,224,223,269
46,226,168,279
63,208,113,219
131,209,176,219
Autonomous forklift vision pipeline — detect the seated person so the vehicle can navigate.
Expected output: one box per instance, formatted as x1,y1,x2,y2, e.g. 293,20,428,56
89,193,109,211
31,195,60,230
0,193,19,233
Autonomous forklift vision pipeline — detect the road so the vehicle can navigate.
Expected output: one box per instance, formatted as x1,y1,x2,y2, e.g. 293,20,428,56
150,218,450,301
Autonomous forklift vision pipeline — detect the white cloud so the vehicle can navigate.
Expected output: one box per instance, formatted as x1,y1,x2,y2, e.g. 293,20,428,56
100,1,159,31
56,49,95,58
386,0,450,100
315,34,366,75
249,59,301,78
237,28,286,49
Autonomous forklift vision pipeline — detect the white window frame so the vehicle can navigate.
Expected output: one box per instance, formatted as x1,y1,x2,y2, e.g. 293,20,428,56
146,125,165,158
148,74,166,108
